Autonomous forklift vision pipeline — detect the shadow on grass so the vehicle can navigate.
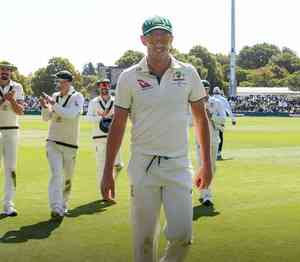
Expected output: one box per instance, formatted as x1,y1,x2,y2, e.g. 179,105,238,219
66,200,115,218
0,218,63,244
193,204,220,221
0,214,8,220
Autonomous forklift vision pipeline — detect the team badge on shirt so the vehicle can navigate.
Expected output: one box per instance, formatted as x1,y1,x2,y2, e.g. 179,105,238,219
173,70,185,81
137,79,153,90
172,70,186,87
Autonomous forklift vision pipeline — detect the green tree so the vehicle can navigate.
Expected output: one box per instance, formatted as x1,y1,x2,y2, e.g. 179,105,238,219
31,57,81,96
238,43,280,69
269,64,288,79
236,67,249,85
246,66,275,87
215,53,229,66
189,45,224,88
171,48,207,79
115,50,144,68
284,71,300,91
239,80,255,87
12,71,32,95
270,51,300,74
81,75,98,98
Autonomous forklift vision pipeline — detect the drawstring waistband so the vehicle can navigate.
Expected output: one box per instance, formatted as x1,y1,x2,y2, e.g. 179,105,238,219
146,155,170,174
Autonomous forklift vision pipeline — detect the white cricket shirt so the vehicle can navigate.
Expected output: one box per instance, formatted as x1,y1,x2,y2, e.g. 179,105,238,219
115,56,206,157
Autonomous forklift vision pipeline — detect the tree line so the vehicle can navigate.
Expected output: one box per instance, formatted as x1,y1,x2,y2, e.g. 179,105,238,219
5,42,300,97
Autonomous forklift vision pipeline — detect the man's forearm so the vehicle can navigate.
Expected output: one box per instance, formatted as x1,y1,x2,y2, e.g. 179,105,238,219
192,101,212,166
104,117,127,172
198,115,211,165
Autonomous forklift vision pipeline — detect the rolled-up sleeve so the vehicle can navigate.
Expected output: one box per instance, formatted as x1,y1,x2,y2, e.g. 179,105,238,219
115,72,132,110
188,65,206,103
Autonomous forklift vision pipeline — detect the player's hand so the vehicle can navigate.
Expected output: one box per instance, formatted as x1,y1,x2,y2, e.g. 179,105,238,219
39,97,49,108
194,166,212,190
96,109,105,117
101,169,116,202
44,95,55,105
102,111,109,117
4,90,16,102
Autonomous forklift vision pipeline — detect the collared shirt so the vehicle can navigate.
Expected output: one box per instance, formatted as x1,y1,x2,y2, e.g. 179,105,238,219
86,95,115,137
0,80,24,128
42,86,84,146
115,56,206,157
213,94,236,122
207,96,226,131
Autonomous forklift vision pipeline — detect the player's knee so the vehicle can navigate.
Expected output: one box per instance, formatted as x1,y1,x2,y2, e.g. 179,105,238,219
5,167,16,175
165,229,192,246
139,236,154,256
167,238,193,249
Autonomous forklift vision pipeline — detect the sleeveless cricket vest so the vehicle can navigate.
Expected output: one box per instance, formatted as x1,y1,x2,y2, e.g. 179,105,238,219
47,91,80,147
0,81,23,128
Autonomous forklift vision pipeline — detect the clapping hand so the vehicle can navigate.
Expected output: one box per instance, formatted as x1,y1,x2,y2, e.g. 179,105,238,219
4,90,16,103
97,109,108,118
42,92,55,105
39,97,49,109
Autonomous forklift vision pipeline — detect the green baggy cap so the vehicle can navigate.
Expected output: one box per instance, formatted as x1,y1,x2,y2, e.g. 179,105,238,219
0,61,17,71
142,15,173,36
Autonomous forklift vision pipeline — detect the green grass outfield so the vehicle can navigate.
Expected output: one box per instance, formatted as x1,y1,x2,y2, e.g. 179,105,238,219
1,116,300,262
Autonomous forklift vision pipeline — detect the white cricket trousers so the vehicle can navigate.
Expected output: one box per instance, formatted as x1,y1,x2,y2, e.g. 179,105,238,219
46,141,77,213
0,129,18,209
94,137,122,188
195,128,219,201
128,153,193,262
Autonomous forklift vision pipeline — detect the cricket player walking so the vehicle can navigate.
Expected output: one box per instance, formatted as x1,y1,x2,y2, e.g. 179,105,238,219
212,86,236,160
0,61,24,217
40,70,84,219
86,79,123,196
101,16,212,262
195,80,226,206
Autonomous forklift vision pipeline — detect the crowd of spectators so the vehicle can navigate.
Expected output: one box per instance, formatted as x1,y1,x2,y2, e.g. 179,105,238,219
23,94,300,115
24,96,41,113
228,95,300,114
24,95,90,114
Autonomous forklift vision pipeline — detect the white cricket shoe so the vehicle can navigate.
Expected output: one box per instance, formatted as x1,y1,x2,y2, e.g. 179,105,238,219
50,208,64,220
3,206,18,217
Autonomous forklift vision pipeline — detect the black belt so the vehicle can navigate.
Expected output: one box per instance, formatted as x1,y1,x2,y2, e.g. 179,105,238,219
0,126,19,130
47,139,78,149
92,135,108,139
146,155,170,174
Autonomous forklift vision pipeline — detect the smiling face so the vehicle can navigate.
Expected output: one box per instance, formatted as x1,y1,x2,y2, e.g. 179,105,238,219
56,79,71,94
141,29,173,59
98,82,110,99
0,66,12,82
